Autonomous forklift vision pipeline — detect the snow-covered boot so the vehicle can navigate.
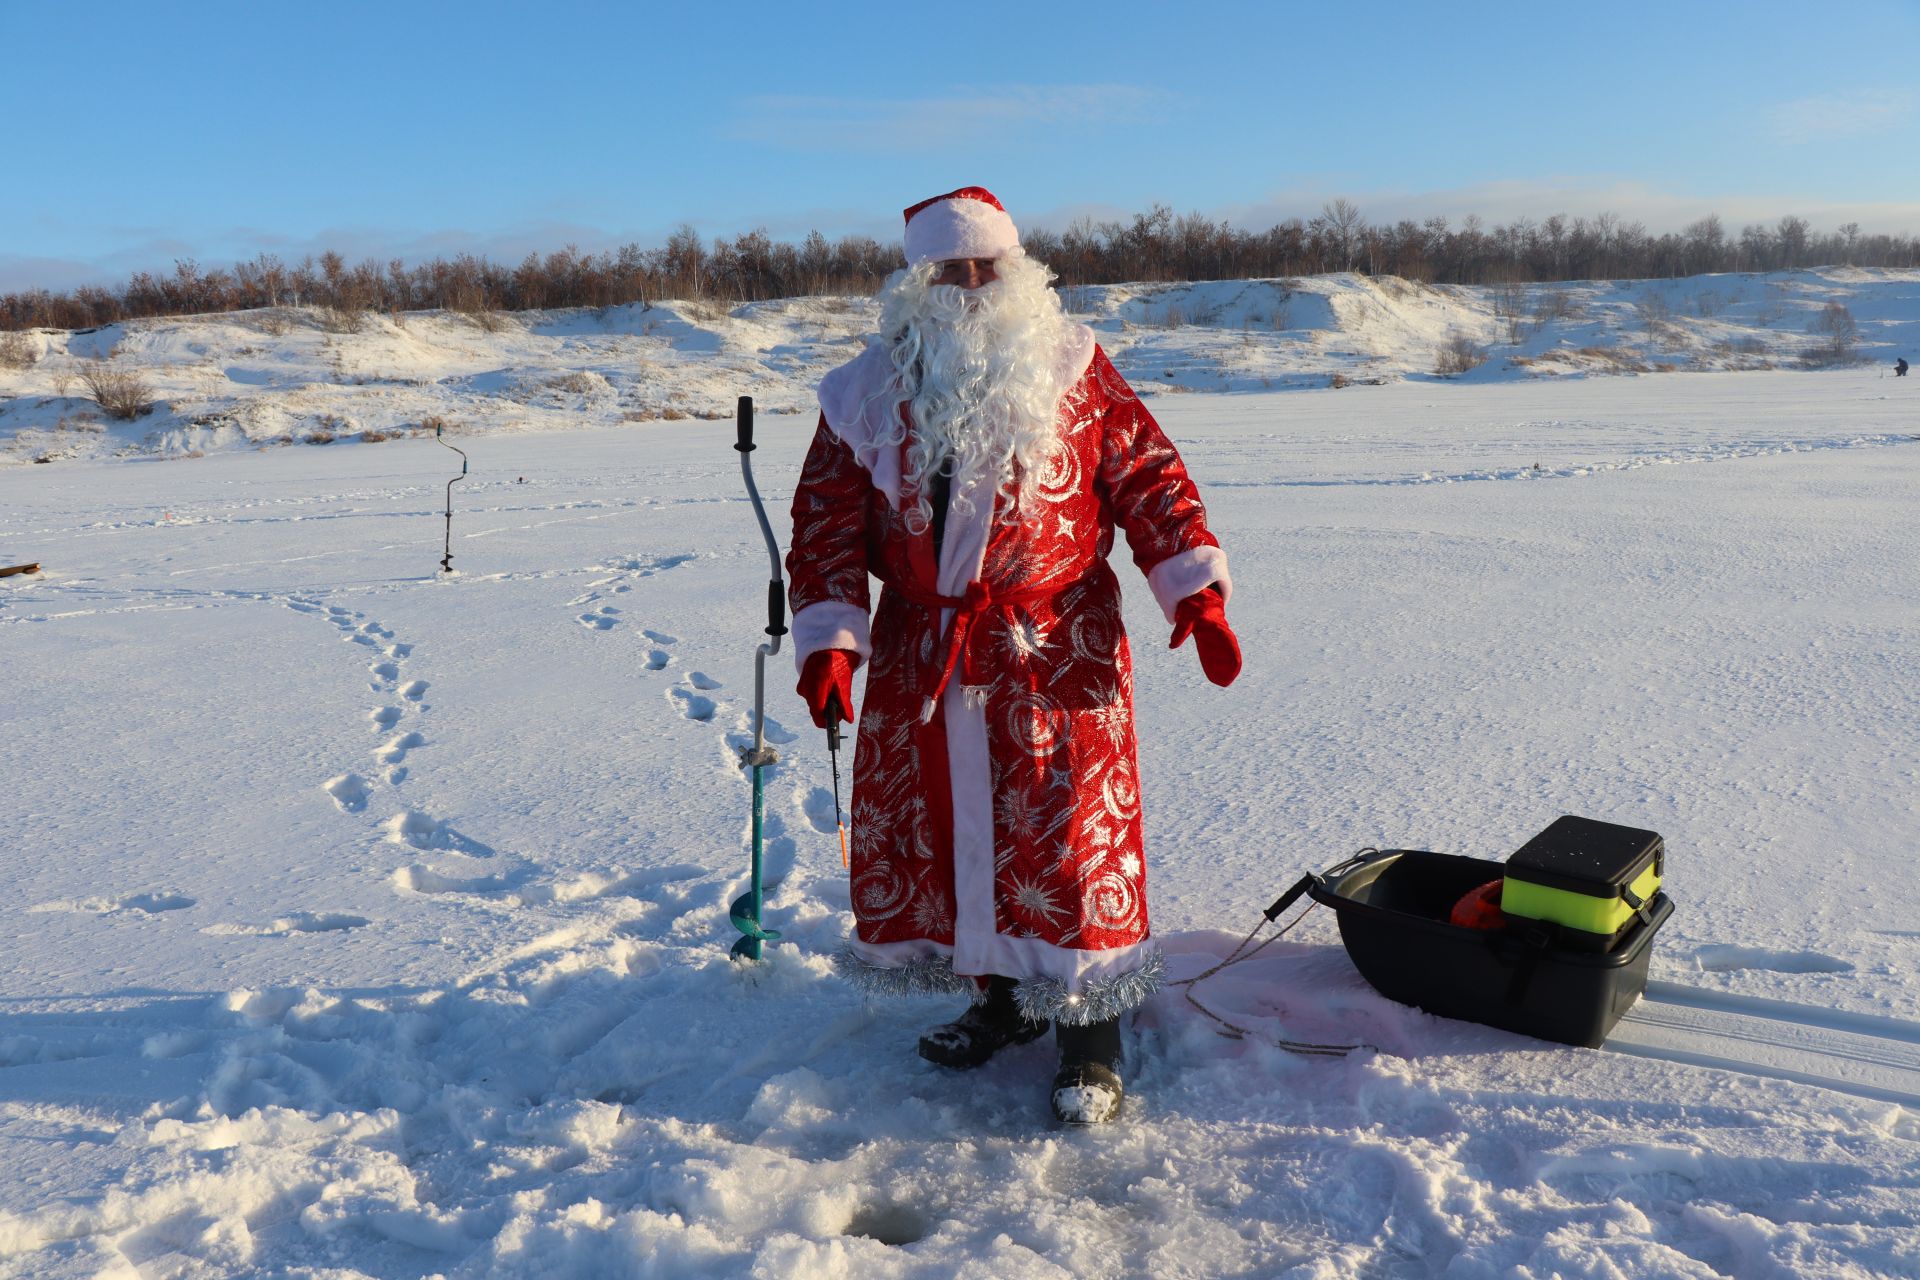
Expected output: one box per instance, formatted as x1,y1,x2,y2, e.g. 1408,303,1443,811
1051,1016,1124,1125
918,975,1048,1070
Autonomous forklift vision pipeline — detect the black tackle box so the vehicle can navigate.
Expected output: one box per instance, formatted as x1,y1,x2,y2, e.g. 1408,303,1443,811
1500,816,1665,952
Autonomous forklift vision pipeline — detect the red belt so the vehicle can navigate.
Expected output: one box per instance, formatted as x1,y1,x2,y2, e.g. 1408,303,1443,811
889,574,1080,716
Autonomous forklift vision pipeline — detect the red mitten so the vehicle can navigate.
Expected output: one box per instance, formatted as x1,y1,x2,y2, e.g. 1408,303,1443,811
1170,586,1241,687
797,649,857,728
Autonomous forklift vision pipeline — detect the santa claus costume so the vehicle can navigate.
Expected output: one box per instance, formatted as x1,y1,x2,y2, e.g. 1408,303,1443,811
787,188,1239,1123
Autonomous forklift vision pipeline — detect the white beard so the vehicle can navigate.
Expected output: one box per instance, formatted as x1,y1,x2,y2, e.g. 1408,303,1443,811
868,252,1076,534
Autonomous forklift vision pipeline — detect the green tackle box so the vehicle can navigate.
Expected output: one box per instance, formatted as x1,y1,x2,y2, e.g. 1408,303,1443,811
1500,816,1664,952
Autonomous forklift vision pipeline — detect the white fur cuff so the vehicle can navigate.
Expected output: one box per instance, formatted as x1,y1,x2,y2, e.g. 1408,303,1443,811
791,600,872,673
1146,546,1232,624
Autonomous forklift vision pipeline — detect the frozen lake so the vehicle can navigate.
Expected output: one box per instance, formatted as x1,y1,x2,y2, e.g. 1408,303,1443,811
1,368,1916,1277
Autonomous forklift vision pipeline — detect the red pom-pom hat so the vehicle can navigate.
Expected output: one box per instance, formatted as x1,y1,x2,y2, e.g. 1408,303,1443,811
902,186,1021,265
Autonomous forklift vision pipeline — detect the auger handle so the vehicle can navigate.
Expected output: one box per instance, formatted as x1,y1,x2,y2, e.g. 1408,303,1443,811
768,580,787,640
737,396,787,640
735,395,754,452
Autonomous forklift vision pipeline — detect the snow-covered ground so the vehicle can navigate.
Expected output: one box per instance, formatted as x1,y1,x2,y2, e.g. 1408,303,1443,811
3,267,1915,468
2,325,1919,1274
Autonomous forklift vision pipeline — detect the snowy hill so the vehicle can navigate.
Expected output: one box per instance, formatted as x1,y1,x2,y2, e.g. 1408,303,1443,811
3,267,1916,466
1,356,1918,1274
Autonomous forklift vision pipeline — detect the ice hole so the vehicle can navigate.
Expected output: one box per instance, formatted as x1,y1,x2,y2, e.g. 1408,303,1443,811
844,1203,927,1246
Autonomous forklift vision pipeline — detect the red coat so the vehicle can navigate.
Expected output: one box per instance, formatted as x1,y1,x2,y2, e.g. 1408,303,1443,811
788,340,1229,1022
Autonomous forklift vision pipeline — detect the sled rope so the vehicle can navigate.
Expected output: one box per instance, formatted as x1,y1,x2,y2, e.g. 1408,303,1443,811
1168,850,1385,1058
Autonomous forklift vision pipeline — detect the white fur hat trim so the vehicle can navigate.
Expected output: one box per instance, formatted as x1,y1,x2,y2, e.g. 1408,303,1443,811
903,186,1020,264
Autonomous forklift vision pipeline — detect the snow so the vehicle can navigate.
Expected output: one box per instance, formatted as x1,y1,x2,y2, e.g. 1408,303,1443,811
1,279,1918,1276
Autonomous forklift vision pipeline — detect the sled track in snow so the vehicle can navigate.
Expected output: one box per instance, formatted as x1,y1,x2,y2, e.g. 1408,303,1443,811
1607,980,1920,1109
1206,431,1920,490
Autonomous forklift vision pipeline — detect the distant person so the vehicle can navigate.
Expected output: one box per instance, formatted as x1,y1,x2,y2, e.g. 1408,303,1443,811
1897,358,1909,378
786,187,1239,1125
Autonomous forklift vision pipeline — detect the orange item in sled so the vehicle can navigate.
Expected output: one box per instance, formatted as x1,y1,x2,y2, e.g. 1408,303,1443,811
1449,879,1506,930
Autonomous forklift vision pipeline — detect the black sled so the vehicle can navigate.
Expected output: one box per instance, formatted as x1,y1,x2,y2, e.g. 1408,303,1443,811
1297,843,1672,1049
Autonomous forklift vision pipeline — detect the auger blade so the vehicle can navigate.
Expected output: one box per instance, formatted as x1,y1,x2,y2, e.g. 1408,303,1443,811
728,890,781,943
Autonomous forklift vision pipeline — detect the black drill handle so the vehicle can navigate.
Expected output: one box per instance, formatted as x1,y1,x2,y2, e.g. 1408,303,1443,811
826,693,844,750
735,396,755,452
766,580,788,638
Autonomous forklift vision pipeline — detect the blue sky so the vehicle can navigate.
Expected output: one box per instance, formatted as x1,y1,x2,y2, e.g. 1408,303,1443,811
4,0,1917,290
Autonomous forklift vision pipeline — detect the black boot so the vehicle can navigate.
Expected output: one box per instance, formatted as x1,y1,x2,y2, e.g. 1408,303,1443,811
1052,1016,1124,1125
917,976,1049,1070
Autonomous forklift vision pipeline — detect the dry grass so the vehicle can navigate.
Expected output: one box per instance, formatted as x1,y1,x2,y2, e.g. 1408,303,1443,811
316,305,370,334
0,331,37,369
1329,372,1352,389
465,307,510,333
1571,346,1652,373
80,363,154,419
547,371,602,395
659,407,689,421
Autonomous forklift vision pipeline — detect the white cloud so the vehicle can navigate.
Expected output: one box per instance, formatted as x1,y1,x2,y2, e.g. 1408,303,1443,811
1768,88,1917,144
727,84,1168,151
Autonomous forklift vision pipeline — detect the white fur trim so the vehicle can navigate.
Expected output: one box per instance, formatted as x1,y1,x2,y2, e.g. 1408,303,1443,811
1146,546,1232,624
1056,324,1097,391
904,195,1020,264
817,343,908,504
790,600,872,673
849,931,1164,1004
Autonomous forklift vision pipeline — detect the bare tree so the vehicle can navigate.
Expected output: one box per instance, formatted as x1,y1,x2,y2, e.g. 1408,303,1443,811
1775,216,1811,269
1806,302,1861,366
1320,198,1364,272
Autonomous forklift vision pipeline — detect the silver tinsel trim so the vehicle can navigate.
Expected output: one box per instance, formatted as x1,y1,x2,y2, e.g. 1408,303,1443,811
833,948,984,1002
1014,949,1166,1027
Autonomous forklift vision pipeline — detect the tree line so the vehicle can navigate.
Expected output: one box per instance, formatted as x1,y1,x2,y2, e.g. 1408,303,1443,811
4,203,1915,332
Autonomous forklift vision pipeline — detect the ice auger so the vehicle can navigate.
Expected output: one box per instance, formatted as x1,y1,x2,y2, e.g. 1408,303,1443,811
730,395,788,961
436,424,468,574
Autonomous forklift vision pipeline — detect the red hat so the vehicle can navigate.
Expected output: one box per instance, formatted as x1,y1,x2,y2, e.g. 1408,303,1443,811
902,187,1021,265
